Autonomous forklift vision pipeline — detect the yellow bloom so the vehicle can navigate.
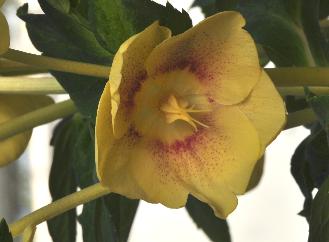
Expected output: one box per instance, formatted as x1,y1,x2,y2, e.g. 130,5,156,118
0,95,53,166
0,0,9,54
96,11,286,218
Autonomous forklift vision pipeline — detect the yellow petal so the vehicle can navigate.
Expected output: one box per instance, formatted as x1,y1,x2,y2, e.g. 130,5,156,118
149,106,260,218
0,0,5,7
109,21,171,138
246,156,265,191
97,135,189,208
146,11,261,105
0,95,54,166
96,83,188,207
238,70,286,153
0,12,9,55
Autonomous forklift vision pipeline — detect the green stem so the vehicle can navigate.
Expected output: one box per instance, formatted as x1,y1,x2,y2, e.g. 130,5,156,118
0,100,76,140
2,49,110,78
22,226,36,242
0,77,65,94
9,183,110,237
266,67,329,87
278,86,329,96
0,59,46,76
285,108,317,129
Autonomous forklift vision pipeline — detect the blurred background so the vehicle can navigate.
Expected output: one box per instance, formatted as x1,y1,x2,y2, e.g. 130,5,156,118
0,0,309,241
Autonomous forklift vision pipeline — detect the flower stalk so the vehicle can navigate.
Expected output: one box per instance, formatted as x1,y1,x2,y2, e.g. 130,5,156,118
266,67,329,87
285,108,317,129
0,76,65,94
2,49,110,78
277,87,329,96
0,100,76,140
9,183,110,237
0,59,46,76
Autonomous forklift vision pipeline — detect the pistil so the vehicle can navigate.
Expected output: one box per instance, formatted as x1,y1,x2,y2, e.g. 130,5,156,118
160,94,210,131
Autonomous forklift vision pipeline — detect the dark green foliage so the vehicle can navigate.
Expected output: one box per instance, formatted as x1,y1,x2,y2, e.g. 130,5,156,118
47,115,139,242
308,177,329,242
47,117,82,242
0,219,13,242
306,89,329,134
192,0,329,67
89,0,192,53
291,125,329,220
186,196,231,242
18,0,192,120
319,0,329,19
79,198,117,242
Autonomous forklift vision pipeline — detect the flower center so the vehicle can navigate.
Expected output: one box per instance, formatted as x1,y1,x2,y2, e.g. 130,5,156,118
160,94,210,131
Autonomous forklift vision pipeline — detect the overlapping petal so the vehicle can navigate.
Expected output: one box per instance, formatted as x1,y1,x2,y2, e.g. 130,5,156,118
96,82,189,207
146,11,261,105
109,22,171,138
148,106,260,217
238,70,286,153
96,11,285,219
0,0,10,55
0,95,54,166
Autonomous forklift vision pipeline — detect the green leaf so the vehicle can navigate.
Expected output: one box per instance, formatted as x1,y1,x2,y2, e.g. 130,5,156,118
308,176,329,242
38,0,113,59
60,116,139,242
237,0,316,66
47,117,82,242
71,120,98,189
192,0,237,15
79,194,138,242
320,0,329,19
89,0,192,53
79,198,117,242
291,124,329,220
193,0,329,67
291,134,315,219
18,3,111,120
186,196,231,242
104,194,139,242
0,219,13,242
306,89,329,133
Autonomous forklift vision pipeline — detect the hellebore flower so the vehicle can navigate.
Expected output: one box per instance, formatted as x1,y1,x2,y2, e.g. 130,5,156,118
0,0,9,54
0,95,53,166
96,11,286,218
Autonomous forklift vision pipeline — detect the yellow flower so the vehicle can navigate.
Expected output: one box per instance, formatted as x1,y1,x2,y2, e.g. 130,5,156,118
95,11,286,218
0,0,9,54
0,95,53,166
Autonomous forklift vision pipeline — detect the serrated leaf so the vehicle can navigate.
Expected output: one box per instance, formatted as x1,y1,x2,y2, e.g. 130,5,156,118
308,176,329,242
89,0,192,53
0,219,13,242
47,117,81,242
38,0,113,59
186,196,231,242
192,0,237,15
18,3,111,120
